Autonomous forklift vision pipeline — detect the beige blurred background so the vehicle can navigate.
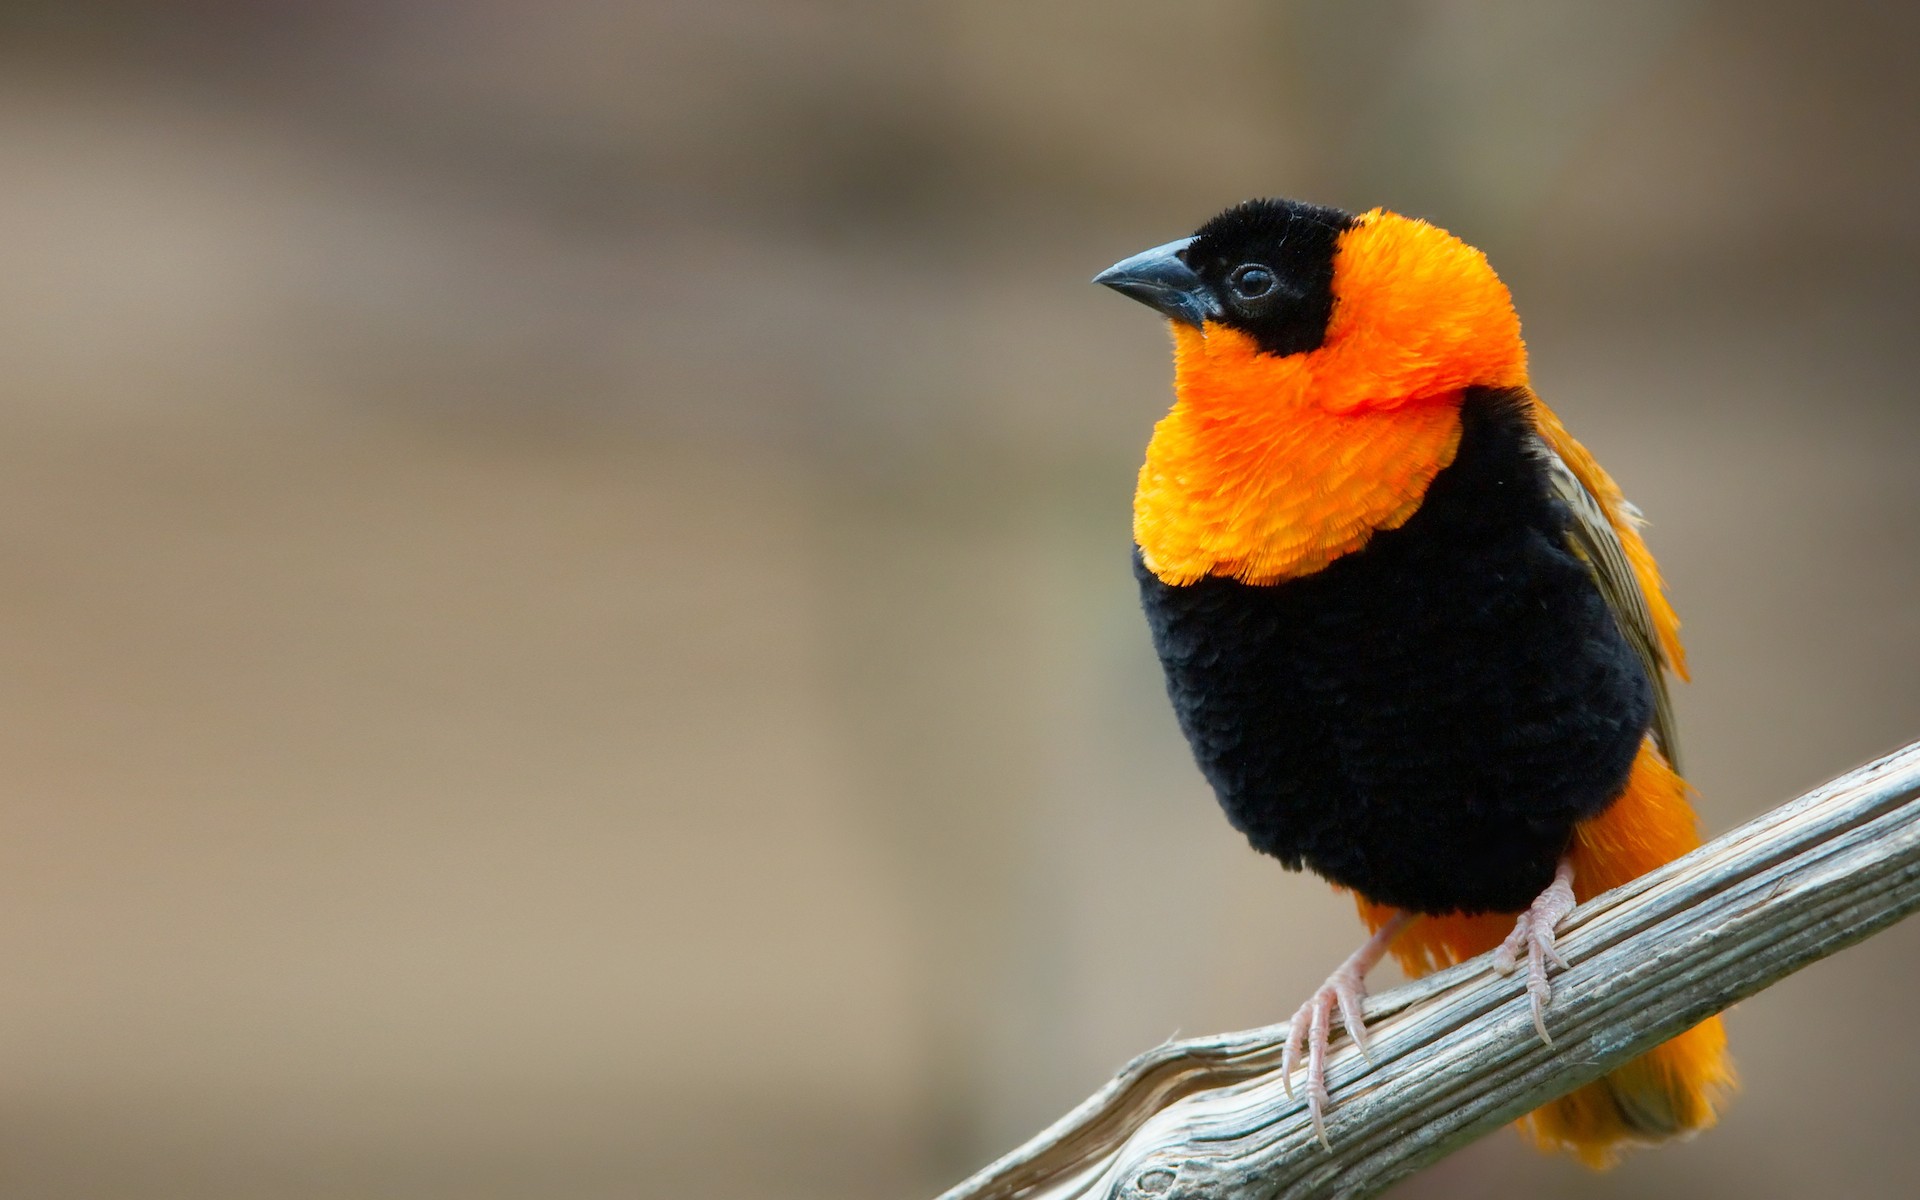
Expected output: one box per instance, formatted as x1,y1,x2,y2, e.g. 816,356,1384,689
1,2,1918,1197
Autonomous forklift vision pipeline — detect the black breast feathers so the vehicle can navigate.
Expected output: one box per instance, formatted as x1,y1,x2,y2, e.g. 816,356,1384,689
1136,388,1654,915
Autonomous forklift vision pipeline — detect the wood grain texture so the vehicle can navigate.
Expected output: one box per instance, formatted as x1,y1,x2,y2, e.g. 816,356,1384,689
938,740,1920,1200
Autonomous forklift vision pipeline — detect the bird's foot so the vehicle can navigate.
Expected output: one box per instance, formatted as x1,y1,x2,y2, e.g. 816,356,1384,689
1282,912,1412,1150
1492,859,1577,1045
1281,964,1367,1149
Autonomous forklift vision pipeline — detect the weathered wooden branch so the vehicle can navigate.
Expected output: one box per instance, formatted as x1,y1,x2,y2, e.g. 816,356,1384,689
938,740,1920,1200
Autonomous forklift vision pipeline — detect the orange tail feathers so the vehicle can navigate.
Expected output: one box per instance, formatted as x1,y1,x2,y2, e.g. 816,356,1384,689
1355,741,1736,1166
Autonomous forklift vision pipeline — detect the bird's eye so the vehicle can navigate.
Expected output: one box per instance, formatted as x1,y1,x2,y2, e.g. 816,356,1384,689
1228,264,1276,300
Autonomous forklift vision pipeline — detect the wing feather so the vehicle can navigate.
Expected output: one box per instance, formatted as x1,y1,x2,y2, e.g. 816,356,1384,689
1520,390,1685,770
1525,394,1688,682
1531,439,1682,769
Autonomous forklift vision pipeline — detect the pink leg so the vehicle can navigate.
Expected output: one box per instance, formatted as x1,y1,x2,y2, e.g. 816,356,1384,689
1282,910,1414,1149
1492,859,1577,1045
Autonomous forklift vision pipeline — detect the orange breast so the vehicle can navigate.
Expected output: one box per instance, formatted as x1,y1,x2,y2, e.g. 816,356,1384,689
1134,325,1467,584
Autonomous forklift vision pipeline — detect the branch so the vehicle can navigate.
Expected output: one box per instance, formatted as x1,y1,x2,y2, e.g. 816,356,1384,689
937,741,1920,1200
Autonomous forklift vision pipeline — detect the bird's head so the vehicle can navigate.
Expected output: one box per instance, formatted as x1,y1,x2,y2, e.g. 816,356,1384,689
1099,200,1533,584
1096,199,1528,414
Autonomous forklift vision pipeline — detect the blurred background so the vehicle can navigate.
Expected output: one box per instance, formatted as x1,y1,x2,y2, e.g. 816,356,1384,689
1,1,1918,1197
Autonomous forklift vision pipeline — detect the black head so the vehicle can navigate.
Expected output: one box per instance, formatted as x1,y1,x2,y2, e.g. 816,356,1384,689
1095,199,1356,358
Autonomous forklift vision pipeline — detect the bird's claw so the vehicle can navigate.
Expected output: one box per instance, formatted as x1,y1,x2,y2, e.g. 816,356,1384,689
1281,964,1370,1150
1493,860,1577,1045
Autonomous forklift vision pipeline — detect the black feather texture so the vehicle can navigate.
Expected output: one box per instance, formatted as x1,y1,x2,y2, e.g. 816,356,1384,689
1182,199,1354,358
1136,388,1653,915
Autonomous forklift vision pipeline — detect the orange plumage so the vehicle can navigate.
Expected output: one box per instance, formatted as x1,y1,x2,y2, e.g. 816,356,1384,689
1136,209,1528,586
1100,198,1733,1167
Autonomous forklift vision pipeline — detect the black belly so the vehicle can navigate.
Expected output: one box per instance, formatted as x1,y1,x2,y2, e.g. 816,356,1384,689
1136,388,1653,915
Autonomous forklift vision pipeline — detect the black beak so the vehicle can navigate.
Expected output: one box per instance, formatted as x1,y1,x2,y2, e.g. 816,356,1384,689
1093,237,1220,329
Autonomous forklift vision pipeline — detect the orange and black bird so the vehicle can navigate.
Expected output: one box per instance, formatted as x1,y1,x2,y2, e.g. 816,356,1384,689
1095,199,1734,1165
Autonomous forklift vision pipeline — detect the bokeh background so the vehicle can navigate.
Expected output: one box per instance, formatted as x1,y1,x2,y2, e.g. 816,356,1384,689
2,2,1919,1197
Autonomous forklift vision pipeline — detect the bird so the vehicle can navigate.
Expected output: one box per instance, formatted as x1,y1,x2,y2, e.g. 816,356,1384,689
1094,198,1734,1166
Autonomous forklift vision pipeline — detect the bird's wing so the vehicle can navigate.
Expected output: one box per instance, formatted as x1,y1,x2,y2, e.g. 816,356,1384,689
1525,417,1683,771
1524,393,1688,681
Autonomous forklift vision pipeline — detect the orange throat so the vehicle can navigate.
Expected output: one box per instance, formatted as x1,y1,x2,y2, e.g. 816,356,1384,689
1134,325,1468,585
